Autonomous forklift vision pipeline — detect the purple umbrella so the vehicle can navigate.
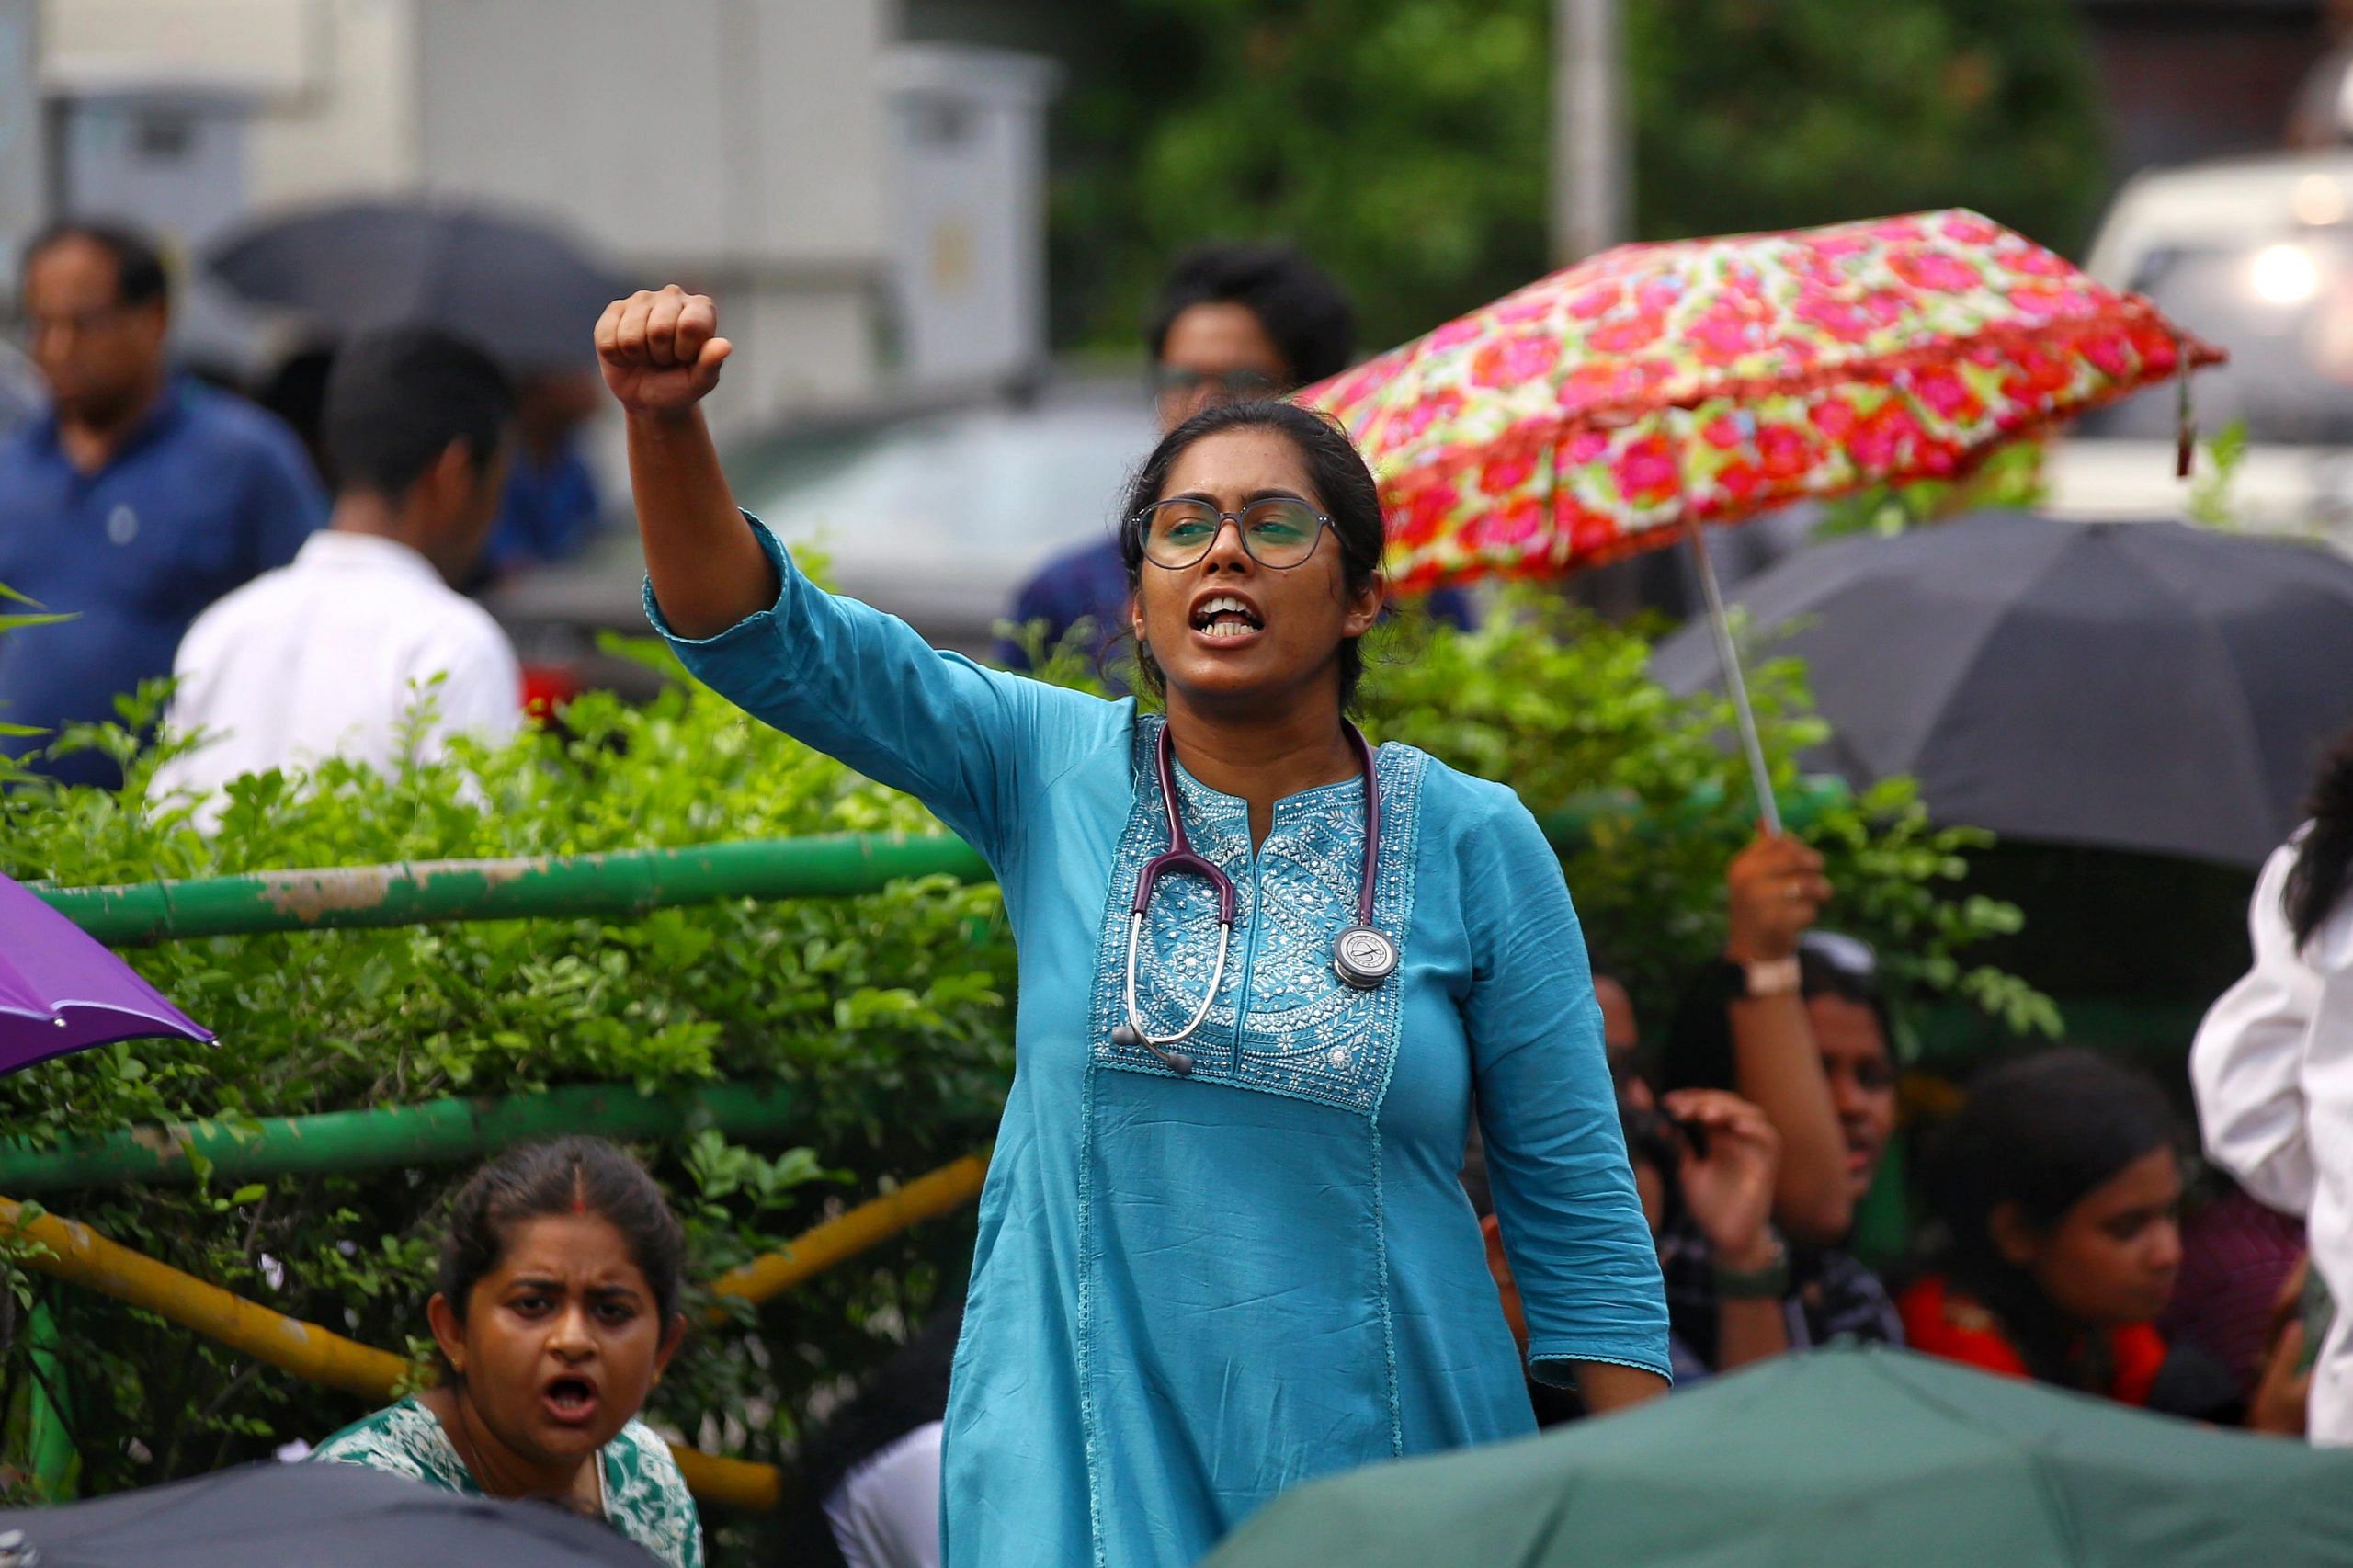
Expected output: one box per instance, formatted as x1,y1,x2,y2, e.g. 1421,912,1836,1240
0,873,212,1075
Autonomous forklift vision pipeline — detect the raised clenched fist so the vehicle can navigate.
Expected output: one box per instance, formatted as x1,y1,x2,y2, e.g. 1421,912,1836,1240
596,285,733,417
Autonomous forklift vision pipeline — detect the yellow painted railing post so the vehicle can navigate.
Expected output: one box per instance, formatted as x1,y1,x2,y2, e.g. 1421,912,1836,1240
0,1198,408,1399
706,1151,993,1321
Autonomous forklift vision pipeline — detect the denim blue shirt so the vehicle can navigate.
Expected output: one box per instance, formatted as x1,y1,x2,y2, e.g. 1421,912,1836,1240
994,535,1131,675
657,514,1666,1568
482,438,601,576
0,377,324,786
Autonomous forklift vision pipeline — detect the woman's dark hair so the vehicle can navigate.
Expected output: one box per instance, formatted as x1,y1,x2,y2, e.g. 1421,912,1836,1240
1148,244,1356,387
2287,724,2353,949
438,1137,688,1329
1659,931,1893,1096
1924,1050,2177,1383
1118,399,1387,711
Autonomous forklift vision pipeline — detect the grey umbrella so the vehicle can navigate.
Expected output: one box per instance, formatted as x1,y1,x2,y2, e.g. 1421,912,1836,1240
207,199,625,369
1649,511,2353,869
0,1461,657,1565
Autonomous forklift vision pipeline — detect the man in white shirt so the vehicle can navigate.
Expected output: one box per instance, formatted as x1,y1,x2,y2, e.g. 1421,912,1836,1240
155,328,521,820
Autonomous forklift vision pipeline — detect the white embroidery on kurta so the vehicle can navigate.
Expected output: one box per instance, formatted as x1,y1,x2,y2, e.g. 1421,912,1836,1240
1089,717,1423,1116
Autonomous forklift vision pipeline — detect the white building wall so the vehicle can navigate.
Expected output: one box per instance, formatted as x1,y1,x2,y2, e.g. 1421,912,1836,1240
0,0,48,270
413,0,893,432
881,44,1057,392
31,0,895,427
41,0,313,96
244,0,421,201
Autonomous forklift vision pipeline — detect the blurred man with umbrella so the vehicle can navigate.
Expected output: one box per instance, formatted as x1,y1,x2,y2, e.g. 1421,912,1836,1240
996,243,1364,675
0,222,324,788
210,199,625,585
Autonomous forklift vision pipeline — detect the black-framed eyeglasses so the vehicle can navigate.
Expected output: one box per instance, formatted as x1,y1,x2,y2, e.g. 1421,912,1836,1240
1151,365,1288,404
1132,494,1335,571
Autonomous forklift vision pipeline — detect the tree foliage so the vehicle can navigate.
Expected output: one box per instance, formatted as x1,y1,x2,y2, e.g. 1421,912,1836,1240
1054,0,2107,355
1360,597,2053,1040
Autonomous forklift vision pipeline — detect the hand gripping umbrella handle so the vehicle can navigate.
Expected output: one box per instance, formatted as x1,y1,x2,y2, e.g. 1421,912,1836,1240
1686,520,1783,837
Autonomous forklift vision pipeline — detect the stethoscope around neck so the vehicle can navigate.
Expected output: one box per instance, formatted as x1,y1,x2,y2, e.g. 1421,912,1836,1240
1110,722,1399,1077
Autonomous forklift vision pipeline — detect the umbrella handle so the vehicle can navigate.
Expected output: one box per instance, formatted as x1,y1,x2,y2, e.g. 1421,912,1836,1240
1685,521,1783,837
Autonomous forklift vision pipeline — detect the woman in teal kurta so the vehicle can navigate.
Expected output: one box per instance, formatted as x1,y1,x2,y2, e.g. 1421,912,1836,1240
599,286,1670,1568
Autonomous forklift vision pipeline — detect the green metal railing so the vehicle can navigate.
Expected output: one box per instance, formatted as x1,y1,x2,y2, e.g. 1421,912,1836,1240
0,1081,848,1193
34,780,1850,949
32,834,992,947
23,1303,74,1501
3,779,1857,1201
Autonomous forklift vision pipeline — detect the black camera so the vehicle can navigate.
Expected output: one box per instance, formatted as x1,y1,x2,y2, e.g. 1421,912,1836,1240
1620,1102,1708,1166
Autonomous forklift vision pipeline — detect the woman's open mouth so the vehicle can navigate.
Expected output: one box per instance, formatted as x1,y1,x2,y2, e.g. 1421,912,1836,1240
541,1374,601,1426
1189,595,1265,644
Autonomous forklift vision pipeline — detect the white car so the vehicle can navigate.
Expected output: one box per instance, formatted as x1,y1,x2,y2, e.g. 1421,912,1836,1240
735,377,1154,653
2044,152,2353,546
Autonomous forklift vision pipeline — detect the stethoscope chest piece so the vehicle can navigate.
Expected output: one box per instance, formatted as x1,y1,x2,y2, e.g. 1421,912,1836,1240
1332,925,1399,990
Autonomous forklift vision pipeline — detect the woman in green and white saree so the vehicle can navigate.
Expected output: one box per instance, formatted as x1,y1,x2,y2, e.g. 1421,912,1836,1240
312,1137,702,1567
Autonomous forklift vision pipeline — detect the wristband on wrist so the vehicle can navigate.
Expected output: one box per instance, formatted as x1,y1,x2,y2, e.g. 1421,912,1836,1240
1711,1234,1790,1300
1714,955,1801,999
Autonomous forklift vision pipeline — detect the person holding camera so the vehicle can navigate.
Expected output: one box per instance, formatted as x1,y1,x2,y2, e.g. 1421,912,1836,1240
1465,1074,1787,1409
1630,1091,1792,1381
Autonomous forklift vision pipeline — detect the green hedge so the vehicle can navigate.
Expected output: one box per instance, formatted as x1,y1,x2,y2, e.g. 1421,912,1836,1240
1,660,1012,1526
0,602,2036,1539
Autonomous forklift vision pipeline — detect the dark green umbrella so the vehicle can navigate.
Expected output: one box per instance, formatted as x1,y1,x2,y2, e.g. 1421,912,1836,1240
1201,1346,2353,1568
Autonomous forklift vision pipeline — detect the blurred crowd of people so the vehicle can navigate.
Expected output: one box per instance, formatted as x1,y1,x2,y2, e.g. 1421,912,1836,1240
0,221,608,800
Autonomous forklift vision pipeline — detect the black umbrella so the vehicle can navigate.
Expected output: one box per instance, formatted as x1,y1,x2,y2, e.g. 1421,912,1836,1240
208,199,626,369
0,1461,656,1565
1649,512,2353,868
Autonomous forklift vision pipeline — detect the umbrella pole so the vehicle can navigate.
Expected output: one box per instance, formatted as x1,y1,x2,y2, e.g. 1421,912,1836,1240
1685,522,1783,835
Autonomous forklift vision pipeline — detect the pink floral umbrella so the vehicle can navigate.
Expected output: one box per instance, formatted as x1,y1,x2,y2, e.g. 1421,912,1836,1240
1303,208,2222,828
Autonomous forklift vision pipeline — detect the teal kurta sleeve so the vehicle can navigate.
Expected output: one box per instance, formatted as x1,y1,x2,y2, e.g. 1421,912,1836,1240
1461,795,1671,1385
642,512,1100,869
